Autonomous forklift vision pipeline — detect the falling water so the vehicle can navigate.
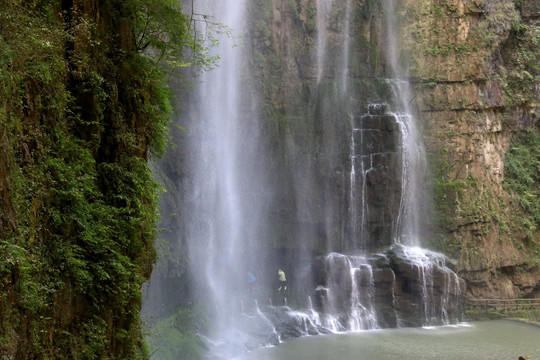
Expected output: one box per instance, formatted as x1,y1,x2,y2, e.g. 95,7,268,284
399,246,462,326
341,0,352,94
146,0,463,356
315,0,331,82
391,105,427,246
348,257,379,330
333,0,461,329
183,0,270,345
384,0,428,246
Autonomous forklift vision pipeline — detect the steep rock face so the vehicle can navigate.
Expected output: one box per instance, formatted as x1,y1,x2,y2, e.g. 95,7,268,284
395,0,540,299
247,0,392,255
351,106,402,249
248,0,539,299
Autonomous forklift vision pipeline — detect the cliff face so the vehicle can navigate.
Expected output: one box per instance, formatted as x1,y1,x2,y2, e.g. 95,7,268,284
0,1,172,358
398,0,540,299
246,0,540,299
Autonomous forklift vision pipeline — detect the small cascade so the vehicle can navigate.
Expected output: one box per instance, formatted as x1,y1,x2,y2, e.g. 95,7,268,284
349,129,358,248
254,301,280,344
308,245,461,331
313,253,381,331
395,245,462,326
348,258,379,330
389,265,402,327
386,80,427,246
348,270,367,331
349,124,374,251
350,103,400,250
322,252,351,330
306,296,322,328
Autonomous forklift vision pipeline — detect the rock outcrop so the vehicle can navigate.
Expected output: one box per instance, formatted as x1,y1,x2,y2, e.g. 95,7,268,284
311,246,462,329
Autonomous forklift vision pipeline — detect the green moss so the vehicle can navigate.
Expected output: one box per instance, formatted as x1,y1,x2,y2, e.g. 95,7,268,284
465,309,540,323
464,310,504,321
305,2,317,32
473,1,521,51
498,22,540,106
503,128,540,242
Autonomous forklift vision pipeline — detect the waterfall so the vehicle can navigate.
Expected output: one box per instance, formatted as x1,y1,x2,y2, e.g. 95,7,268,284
383,0,428,246
145,0,464,356
388,81,427,246
316,0,352,88
182,0,270,344
322,0,461,330
348,257,379,330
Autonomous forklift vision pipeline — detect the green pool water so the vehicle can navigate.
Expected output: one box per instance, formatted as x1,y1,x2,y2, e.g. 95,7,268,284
233,320,540,360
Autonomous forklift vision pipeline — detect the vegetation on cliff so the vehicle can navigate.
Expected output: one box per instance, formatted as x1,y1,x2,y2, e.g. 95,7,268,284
399,0,539,287
0,0,208,358
504,129,540,258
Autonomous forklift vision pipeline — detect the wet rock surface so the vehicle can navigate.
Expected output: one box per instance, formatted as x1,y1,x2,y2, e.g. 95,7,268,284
313,245,463,329
206,244,464,360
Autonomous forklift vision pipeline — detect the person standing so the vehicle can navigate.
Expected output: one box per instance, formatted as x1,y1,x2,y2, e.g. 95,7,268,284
277,268,287,291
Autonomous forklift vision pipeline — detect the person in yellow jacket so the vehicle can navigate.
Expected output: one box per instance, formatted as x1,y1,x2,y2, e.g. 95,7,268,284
278,268,287,291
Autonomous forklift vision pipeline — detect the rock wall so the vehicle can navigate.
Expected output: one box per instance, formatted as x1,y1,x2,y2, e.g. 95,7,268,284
247,0,392,255
395,0,540,299
247,0,540,299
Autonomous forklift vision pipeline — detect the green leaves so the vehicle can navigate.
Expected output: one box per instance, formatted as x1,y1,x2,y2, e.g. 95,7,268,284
0,0,201,358
1,0,225,356
504,129,540,238
132,0,231,72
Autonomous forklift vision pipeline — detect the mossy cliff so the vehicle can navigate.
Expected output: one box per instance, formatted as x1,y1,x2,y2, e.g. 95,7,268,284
395,0,540,299
0,0,191,358
246,0,539,299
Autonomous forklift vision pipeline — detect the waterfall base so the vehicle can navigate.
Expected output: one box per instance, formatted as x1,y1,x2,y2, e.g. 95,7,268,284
202,245,464,359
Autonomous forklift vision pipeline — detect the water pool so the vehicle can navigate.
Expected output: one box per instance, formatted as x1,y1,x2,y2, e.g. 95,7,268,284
233,320,540,360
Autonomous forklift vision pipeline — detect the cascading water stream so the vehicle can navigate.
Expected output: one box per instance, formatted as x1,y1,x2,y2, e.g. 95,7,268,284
182,0,272,347
323,0,461,330
391,106,426,246
348,258,379,330
384,0,427,246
